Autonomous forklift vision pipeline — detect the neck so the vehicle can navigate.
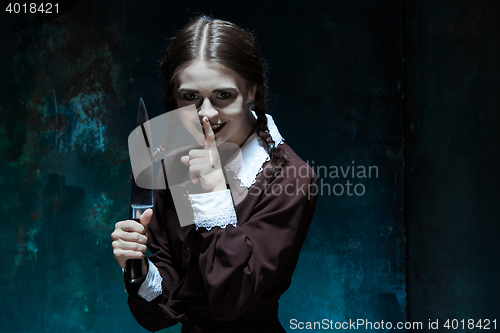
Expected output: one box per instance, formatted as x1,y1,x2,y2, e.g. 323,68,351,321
239,109,257,146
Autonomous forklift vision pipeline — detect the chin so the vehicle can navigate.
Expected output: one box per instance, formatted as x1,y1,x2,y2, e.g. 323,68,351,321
215,133,228,145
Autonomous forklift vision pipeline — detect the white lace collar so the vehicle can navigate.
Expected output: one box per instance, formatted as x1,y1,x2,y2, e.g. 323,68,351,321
224,111,284,188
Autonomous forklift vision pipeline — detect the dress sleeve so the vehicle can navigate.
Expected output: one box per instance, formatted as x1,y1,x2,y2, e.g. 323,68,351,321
125,189,179,332
196,167,318,321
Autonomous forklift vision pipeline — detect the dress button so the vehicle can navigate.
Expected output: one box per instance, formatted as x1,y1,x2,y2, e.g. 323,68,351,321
184,246,190,257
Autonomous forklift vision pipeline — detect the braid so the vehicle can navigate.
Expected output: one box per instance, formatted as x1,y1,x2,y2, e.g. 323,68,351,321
159,16,288,177
253,87,287,178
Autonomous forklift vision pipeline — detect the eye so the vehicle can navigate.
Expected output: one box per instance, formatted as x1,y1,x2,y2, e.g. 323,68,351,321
216,91,232,99
183,93,198,101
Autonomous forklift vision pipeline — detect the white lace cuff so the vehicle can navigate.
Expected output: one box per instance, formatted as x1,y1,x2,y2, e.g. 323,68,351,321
188,189,237,231
137,259,163,302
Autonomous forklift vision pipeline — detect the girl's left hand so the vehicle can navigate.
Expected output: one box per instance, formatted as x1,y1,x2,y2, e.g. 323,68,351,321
180,116,227,192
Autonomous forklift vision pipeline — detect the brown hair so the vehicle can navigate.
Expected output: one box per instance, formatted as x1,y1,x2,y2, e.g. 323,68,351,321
160,15,287,176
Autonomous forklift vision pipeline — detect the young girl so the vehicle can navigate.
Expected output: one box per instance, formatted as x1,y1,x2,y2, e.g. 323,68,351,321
112,16,318,333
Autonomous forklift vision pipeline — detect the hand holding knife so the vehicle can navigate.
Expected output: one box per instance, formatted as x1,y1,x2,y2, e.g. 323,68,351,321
111,98,154,284
127,98,155,284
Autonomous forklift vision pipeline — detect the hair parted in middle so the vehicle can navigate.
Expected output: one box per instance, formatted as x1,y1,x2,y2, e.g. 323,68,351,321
160,15,287,176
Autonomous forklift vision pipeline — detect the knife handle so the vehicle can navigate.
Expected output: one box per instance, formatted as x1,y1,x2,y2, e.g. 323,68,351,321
126,205,152,284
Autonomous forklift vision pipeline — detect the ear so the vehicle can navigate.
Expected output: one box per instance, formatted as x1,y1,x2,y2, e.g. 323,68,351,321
247,84,257,103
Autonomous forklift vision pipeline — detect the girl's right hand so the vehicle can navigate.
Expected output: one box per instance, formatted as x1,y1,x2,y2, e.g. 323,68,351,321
111,209,153,275
180,116,226,193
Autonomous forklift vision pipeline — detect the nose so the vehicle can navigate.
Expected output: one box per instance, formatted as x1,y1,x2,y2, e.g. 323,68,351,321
197,97,218,122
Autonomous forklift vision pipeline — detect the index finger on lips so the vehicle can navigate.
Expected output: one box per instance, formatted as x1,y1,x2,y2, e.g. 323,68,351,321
202,116,216,149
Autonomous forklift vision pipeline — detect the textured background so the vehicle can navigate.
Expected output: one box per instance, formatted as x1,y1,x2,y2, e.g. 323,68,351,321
0,0,497,332
404,0,500,329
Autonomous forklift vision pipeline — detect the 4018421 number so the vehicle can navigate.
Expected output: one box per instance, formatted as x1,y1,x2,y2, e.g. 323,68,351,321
6,3,59,14
444,319,497,330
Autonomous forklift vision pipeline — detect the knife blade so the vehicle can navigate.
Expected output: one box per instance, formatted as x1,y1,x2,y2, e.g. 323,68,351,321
127,97,154,284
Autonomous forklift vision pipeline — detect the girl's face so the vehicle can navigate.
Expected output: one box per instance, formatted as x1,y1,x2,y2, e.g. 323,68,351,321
175,59,257,147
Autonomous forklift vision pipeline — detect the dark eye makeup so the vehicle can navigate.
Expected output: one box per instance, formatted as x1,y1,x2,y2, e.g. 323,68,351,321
217,91,232,99
178,88,238,102
183,93,198,101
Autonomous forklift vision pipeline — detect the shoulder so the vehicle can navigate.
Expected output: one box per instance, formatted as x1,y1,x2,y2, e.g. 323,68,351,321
246,142,318,217
277,143,316,183
252,142,317,194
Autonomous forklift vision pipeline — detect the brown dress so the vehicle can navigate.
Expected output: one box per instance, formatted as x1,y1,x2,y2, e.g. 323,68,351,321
125,142,318,332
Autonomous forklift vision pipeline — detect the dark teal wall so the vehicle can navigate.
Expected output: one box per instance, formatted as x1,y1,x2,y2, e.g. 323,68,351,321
3,1,497,332
0,2,406,331
405,0,500,328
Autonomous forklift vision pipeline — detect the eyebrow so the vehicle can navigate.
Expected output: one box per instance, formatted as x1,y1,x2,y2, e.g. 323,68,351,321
177,87,238,93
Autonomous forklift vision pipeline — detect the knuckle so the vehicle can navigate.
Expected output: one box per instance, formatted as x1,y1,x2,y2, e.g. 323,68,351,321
132,251,143,259
111,230,122,241
116,220,127,228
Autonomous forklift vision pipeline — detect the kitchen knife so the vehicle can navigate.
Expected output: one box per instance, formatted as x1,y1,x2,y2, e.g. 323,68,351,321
126,97,154,284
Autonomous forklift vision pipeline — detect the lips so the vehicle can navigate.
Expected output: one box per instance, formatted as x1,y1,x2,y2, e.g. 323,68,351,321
210,122,226,135
197,121,227,136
